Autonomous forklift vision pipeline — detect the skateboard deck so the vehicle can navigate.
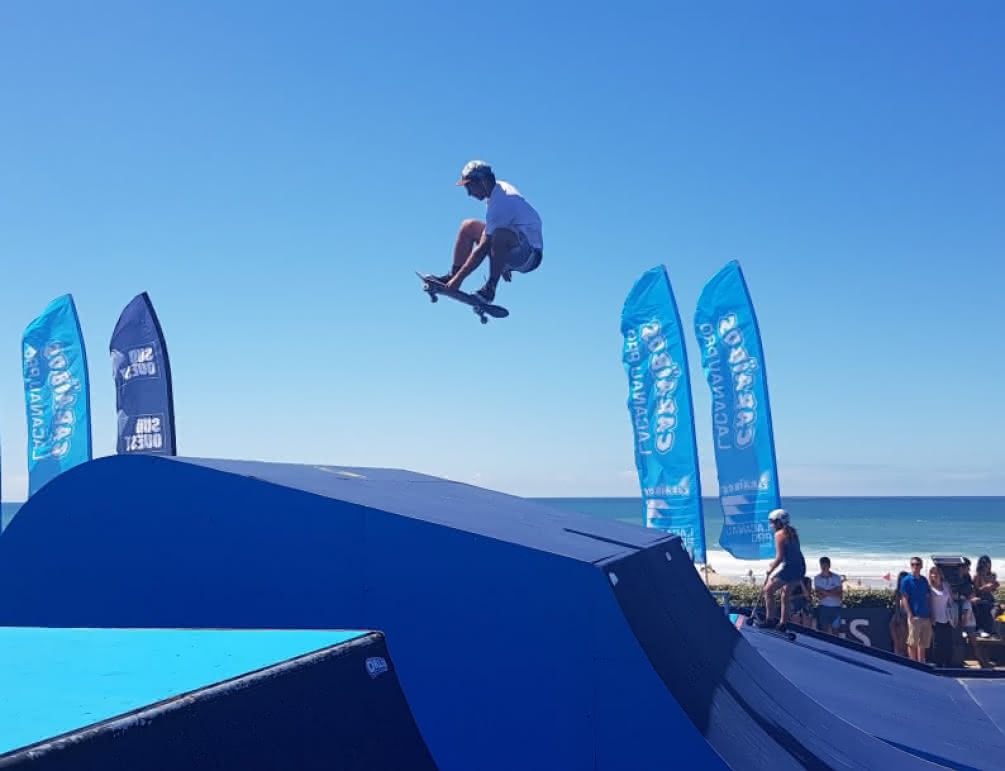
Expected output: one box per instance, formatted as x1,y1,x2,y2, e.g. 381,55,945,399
416,272,509,324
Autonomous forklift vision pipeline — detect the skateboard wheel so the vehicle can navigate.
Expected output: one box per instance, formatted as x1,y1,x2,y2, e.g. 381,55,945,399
480,315,488,324
430,294,437,303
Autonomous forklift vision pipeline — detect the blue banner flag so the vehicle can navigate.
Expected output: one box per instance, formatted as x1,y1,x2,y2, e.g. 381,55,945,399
22,294,93,496
110,292,177,456
694,261,781,559
621,266,706,563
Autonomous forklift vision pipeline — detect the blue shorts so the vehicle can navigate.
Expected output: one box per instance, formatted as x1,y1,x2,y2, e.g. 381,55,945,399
817,605,841,629
775,562,805,583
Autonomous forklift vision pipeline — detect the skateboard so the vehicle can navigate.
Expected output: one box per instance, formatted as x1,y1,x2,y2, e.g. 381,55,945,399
749,617,798,641
416,272,509,324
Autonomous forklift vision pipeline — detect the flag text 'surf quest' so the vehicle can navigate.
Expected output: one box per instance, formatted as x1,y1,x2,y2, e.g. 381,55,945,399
110,292,176,456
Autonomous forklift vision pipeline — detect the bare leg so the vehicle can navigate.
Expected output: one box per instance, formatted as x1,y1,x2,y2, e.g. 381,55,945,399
485,227,519,292
779,583,792,625
764,577,780,621
452,219,485,271
907,624,921,662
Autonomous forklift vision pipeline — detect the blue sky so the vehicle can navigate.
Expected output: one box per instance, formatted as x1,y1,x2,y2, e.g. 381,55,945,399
1,1,1003,500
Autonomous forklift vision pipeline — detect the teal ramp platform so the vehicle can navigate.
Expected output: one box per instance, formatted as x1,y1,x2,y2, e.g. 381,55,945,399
0,627,435,770
0,457,934,770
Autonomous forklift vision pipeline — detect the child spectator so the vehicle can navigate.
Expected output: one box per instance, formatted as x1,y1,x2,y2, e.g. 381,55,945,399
789,576,815,629
889,570,909,657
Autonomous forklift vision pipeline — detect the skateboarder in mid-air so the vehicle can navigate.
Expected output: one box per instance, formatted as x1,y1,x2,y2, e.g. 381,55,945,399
434,160,543,304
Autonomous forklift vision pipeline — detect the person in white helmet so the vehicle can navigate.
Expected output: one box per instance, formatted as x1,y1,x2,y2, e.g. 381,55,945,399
761,508,806,628
434,160,543,304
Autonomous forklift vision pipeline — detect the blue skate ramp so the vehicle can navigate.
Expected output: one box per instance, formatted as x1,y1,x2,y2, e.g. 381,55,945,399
0,627,435,770
0,456,936,769
741,623,1005,769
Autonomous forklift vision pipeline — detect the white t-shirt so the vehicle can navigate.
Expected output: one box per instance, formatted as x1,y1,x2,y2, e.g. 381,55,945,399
485,181,543,250
930,585,951,624
814,572,842,607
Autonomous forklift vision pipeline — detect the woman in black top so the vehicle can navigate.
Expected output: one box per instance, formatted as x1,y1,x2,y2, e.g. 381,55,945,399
974,555,1000,636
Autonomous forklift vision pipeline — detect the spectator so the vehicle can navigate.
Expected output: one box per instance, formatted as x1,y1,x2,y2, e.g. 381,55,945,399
889,570,909,657
955,559,989,667
814,557,843,635
901,557,932,663
952,562,992,667
761,509,806,629
789,576,815,629
928,566,954,667
974,556,999,637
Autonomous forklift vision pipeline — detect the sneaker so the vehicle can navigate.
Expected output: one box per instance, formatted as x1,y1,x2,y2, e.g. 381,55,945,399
755,617,779,629
433,267,459,284
473,284,496,304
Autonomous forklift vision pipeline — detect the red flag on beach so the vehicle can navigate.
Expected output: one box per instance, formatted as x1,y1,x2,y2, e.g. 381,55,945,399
882,572,891,582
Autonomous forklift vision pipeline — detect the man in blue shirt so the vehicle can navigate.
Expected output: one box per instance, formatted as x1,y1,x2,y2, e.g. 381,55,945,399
900,557,932,662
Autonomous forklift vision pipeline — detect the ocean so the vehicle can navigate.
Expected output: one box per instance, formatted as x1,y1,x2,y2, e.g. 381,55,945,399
4,498,1002,587
2,504,21,533
536,497,1005,587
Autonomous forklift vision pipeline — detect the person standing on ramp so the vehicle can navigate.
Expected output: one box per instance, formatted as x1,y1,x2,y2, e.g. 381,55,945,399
761,508,806,628
434,160,543,305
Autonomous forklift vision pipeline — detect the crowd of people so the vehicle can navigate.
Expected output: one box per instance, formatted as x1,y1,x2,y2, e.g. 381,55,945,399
889,555,1000,667
756,508,1002,667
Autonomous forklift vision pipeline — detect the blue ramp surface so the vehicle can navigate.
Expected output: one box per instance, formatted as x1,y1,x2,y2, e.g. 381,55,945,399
741,623,1005,770
0,456,937,770
0,627,435,769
